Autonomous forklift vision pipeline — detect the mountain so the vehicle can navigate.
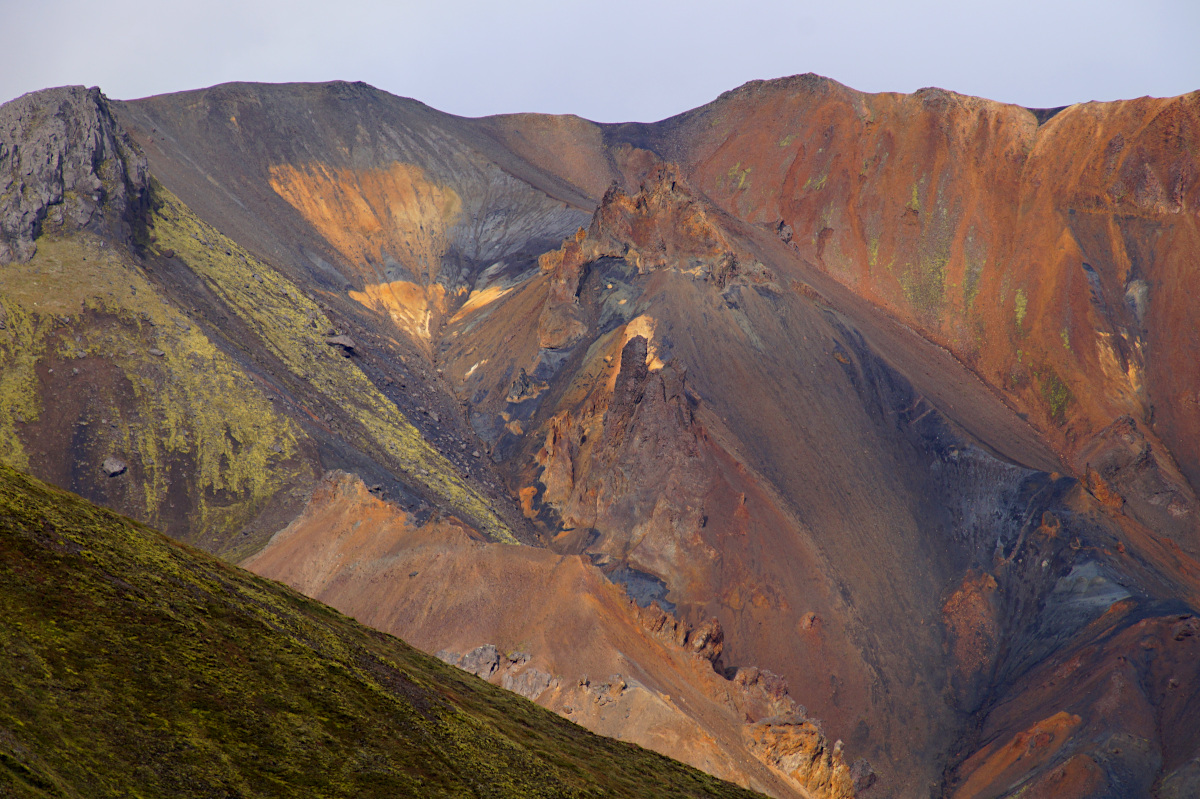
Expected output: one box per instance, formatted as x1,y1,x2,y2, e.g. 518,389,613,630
2,76,1199,798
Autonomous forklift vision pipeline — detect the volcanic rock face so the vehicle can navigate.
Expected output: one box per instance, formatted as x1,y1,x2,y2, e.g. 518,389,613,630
671,76,1200,554
4,76,1200,799
0,86,148,263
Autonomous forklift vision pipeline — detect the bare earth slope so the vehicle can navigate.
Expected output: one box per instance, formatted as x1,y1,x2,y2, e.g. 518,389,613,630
3,76,1200,798
646,76,1200,554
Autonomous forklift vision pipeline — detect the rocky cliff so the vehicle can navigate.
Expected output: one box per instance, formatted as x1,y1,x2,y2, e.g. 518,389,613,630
0,86,148,263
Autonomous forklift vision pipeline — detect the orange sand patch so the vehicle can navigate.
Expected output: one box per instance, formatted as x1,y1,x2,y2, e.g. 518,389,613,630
268,161,461,282
449,284,514,323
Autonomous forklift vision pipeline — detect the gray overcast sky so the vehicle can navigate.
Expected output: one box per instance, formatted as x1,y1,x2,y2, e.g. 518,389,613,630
2,0,1198,122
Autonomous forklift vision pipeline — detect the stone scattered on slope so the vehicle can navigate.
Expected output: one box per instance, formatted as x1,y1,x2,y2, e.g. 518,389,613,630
325,334,356,354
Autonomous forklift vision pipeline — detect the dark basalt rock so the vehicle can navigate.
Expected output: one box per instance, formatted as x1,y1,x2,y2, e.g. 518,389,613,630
325,334,357,355
0,86,148,264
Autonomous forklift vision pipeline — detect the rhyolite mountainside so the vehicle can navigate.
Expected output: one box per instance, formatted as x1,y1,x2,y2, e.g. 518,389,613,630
1,76,1199,799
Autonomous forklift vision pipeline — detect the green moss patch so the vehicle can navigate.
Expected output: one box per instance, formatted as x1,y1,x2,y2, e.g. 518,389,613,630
0,236,307,545
0,463,764,798
146,182,515,544
1036,366,1072,425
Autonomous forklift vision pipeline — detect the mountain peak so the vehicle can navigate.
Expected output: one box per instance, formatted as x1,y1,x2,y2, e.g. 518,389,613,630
0,85,148,264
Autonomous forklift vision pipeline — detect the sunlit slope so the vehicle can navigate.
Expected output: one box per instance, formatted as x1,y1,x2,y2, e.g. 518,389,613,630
654,76,1200,552
0,462,767,799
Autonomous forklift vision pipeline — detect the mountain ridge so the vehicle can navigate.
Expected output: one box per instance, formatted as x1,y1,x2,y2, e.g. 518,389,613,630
3,75,1199,798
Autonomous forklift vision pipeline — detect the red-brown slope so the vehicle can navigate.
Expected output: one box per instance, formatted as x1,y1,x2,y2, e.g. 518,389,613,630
439,168,1200,797
245,471,859,799
436,171,1037,793
67,78,1200,798
653,76,1200,553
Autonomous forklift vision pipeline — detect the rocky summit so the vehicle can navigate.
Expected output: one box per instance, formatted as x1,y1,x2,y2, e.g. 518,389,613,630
1,76,1198,799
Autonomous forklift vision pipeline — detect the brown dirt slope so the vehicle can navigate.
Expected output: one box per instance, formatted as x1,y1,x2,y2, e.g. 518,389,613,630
246,470,859,799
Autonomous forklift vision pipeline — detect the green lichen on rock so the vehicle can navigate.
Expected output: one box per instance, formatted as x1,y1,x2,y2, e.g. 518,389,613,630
906,181,921,213
0,301,45,470
1037,366,1072,424
1015,288,1028,331
0,235,308,546
146,183,515,544
725,162,752,191
899,189,954,317
0,463,764,798
962,230,987,308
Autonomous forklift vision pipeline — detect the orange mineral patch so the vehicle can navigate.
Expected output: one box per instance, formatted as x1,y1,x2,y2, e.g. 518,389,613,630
943,571,1001,682
449,284,514,323
1016,753,1106,799
518,486,539,519
349,280,449,342
952,711,1083,799
268,161,462,283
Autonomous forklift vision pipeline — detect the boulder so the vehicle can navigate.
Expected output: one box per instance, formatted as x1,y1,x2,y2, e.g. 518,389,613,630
501,667,554,700
686,617,724,662
458,644,500,679
324,335,356,355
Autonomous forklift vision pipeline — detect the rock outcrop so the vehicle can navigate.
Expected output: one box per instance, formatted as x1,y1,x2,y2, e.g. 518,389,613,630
1,86,148,263
747,717,856,799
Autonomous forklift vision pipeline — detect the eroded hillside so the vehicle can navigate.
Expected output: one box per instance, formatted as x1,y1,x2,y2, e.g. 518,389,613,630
3,76,1200,798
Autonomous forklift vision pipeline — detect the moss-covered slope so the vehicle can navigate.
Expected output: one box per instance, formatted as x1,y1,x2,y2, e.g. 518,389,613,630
0,461,764,799
144,181,516,545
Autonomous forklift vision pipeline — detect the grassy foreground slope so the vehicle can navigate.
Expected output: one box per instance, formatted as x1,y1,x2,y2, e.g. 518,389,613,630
0,462,764,799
